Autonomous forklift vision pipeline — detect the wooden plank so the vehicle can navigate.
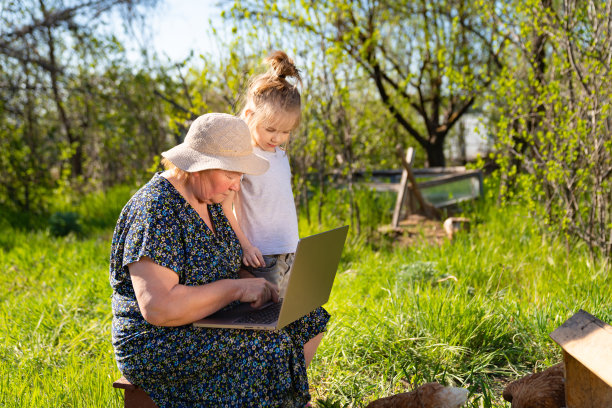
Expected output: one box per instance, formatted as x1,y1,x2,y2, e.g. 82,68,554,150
397,147,441,219
549,309,612,387
563,351,612,408
339,166,468,179
429,195,480,209
364,182,401,192
367,171,483,204
412,166,467,175
416,170,482,189
391,147,414,227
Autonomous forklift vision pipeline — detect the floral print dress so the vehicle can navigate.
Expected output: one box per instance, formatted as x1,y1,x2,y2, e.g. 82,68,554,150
110,173,330,407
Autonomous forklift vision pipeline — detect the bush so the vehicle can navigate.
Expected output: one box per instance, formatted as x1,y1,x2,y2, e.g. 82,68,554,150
48,211,82,237
485,0,612,259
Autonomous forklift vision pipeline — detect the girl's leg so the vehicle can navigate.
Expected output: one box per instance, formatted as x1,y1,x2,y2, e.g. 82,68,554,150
304,332,324,368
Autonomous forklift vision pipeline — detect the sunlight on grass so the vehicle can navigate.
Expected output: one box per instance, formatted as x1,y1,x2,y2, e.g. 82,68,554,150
0,230,122,408
0,188,609,407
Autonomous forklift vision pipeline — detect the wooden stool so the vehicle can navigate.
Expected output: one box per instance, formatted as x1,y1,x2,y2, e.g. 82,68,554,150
113,377,159,408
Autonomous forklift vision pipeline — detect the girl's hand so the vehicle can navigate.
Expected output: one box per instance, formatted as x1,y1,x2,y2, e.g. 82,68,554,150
238,278,279,308
242,245,265,268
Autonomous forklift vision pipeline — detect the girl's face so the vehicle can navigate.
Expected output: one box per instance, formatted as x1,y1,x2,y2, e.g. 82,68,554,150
189,169,242,204
250,110,299,152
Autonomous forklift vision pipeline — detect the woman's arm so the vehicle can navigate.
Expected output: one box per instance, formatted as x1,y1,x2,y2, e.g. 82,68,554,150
129,256,278,327
221,192,264,267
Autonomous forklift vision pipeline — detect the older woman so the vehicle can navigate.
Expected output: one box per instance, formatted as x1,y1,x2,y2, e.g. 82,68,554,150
110,113,330,407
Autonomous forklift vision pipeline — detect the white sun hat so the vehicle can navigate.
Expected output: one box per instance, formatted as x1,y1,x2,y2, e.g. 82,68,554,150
161,113,269,175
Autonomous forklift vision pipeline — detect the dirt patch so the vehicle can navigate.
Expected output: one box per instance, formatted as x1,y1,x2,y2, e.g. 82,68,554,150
379,214,449,247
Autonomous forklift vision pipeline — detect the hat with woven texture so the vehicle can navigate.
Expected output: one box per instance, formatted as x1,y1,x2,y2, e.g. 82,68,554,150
161,113,269,175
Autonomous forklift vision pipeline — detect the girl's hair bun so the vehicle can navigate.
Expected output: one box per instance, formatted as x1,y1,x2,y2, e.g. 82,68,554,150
264,50,301,83
240,50,303,131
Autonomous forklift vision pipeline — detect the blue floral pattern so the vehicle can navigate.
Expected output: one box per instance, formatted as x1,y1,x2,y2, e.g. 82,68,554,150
110,173,330,407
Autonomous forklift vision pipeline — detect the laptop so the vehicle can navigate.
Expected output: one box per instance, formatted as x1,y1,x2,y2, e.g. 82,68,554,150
193,225,349,330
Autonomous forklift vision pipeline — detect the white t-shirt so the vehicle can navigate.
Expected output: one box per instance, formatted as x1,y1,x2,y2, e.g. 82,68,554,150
235,147,299,255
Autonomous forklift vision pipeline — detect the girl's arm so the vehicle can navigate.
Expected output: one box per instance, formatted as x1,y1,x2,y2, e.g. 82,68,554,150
221,192,265,267
129,256,278,326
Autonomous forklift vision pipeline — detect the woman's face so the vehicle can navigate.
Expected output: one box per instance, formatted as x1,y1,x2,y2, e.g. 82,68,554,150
189,169,242,204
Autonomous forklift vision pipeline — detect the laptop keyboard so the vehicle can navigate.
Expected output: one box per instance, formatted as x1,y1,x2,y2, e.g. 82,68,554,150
235,302,282,325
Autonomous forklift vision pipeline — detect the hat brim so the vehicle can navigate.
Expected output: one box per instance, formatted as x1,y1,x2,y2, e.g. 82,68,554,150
161,144,269,175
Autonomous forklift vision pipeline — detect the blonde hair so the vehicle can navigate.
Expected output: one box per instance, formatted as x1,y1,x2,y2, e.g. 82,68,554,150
161,157,192,183
240,51,302,149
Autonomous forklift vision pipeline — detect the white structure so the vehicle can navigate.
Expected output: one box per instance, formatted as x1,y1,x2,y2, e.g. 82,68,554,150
445,113,492,163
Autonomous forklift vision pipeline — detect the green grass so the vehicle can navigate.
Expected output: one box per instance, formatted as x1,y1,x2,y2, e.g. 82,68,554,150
0,229,122,407
307,200,610,407
0,186,609,407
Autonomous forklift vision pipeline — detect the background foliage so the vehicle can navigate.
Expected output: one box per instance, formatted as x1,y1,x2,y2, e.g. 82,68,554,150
483,0,612,258
1,1,611,407
1,0,609,256
229,0,506,167
0,187,609,407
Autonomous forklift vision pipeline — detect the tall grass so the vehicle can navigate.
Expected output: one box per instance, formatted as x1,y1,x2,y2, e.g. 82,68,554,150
0,184,609,407
308,197,610,407
0,185,138,407
0,230,121,407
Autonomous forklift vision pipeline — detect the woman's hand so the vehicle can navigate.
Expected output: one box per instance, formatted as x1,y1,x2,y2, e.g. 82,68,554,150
242,244,265,268
238,278,279,308
129,257,272,326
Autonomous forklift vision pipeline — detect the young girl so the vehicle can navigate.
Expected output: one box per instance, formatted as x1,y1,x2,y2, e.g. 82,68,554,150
225,53,328,406
223,50,302,298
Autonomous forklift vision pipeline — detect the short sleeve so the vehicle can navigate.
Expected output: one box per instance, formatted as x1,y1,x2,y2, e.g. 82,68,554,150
122,198,186,278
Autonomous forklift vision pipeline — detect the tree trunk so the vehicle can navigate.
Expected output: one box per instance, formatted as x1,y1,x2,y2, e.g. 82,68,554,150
44,16,83,178
317,140,327,227
457,120,467,165
424,140,446,167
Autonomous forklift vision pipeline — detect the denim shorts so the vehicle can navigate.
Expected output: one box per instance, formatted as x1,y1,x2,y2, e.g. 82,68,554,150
246,253,295,297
